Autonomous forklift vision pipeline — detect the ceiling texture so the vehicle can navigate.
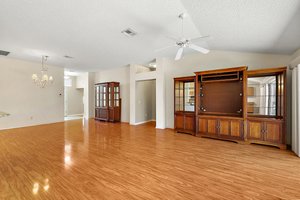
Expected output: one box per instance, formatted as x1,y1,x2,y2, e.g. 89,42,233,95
0,0,299,70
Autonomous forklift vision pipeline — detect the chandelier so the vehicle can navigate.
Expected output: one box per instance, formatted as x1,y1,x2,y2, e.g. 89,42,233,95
32,56,54,88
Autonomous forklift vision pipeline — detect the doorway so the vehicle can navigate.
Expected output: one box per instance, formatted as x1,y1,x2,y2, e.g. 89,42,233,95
64,73,84,121
135,79,156,125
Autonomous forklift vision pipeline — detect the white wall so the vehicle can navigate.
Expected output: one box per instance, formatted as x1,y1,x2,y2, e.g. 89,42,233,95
290,49,300,67
94,66,130,122
65,76,84,116
88,72,95,118
0,57,64,130
77,72,95,119
151,80,156,120
135,80,156,124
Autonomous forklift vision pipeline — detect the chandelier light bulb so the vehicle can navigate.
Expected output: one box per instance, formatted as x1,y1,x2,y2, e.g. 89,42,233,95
42,74,49,81
32,74,38,81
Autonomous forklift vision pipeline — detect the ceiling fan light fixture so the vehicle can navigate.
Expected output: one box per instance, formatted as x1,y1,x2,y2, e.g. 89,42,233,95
178,13,187,19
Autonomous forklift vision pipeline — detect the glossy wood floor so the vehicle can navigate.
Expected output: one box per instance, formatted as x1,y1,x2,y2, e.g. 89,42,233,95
1,120,300,200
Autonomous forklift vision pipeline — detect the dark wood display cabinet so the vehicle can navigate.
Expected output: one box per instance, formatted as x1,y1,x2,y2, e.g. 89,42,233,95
174,66,287,149
174,76,196,135
95,82,121,122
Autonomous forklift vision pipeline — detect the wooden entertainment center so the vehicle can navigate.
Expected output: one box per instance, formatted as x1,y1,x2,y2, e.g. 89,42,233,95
174,66,287,149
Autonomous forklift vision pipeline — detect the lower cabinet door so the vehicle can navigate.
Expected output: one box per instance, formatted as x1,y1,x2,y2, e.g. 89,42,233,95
230,120,243,139
175,114,184,130
95,108,100,119
247,120,263,140
264,121,283,144
184,114,195,132
219,119,243,139
219,119,230,136
198,117,218,136
108,108,114,121
99,108,108,120
175,113,195,134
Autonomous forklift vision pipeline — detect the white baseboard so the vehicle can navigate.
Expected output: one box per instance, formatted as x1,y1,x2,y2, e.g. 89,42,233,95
0,120,65,131
65,113,84,117
133,120,155,125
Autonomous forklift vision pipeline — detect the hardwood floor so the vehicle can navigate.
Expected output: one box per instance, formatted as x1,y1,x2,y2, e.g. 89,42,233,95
0,120,300,200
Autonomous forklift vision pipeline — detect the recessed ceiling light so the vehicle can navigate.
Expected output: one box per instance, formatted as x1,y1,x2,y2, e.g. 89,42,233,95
121,28,137,37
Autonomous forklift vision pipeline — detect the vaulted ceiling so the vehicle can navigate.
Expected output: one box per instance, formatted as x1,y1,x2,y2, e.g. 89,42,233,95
0,0,299,70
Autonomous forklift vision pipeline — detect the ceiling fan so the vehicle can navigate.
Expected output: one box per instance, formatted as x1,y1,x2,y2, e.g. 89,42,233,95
157,13,210,61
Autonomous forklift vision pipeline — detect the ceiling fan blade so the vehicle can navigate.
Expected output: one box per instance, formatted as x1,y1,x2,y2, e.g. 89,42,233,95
155,44,176,52
189,44,210,54
190,35,210,42
175,47,184,60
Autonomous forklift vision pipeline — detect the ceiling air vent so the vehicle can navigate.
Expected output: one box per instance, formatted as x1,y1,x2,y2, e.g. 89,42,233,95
64,55,74,59
121,28,137,37
0,50,10,56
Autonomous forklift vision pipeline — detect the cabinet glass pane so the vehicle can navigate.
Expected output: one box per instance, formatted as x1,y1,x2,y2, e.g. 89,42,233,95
184,82,195,111
114,100,119,107
114,86,119,92
247,76,277,116
175,81,184,111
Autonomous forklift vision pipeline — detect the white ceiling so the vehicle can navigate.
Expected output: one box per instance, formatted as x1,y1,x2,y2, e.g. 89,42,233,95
0,0,299,71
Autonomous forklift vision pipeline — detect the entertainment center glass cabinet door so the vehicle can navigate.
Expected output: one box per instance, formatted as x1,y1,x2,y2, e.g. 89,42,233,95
174,76,196,134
